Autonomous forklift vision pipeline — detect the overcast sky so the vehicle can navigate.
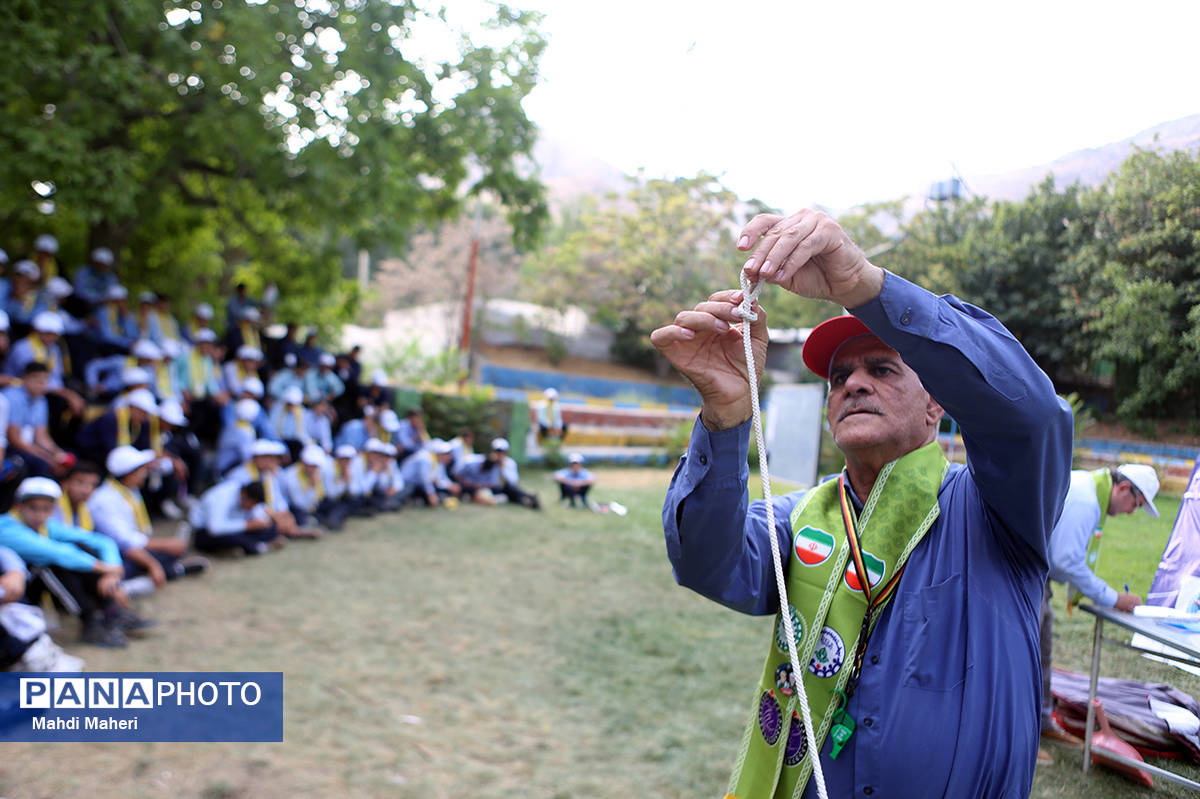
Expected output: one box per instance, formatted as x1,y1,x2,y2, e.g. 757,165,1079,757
515,0,1200,211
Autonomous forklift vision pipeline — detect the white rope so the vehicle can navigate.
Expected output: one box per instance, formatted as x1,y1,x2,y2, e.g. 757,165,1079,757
736,271,828,799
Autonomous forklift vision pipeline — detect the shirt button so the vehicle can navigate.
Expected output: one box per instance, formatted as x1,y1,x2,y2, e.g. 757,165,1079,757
863,717,874,728
899,309,913,326
870,655,879,665
699,454,708,465
864,788,875,796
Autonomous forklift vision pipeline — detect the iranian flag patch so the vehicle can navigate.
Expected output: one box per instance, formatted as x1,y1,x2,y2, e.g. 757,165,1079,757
794,526,835,567
844,551,885,592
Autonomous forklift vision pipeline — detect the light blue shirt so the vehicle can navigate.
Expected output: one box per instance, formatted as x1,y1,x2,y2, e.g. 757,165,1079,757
1047,470,1117,607
662,273,1073,799
3,385,48,447
189,479,269,536
87,481,151,552
5,337,66,390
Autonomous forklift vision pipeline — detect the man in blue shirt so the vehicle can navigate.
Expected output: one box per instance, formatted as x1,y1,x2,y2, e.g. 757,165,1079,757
553,453,595,508
651,209,1072,799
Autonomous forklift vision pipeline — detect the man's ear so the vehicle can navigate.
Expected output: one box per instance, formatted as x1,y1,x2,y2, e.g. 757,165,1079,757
926,396,945,428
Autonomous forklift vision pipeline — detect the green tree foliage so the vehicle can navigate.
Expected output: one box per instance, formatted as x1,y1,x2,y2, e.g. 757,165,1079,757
0,0,547,328
1064,149,1200,418
521,174,746,370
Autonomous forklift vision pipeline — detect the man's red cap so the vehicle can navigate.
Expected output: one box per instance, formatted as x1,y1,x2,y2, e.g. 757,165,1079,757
801,315,874,380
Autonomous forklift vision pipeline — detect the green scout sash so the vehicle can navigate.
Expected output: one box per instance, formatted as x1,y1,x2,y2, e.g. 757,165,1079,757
725,441,948,799
1067,469,1112,609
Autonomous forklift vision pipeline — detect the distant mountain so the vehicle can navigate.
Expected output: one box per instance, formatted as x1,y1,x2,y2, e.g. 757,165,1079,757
964,114,1200,202
532,136,628,206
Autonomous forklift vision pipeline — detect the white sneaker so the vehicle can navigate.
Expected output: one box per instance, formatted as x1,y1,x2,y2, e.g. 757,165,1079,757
161,499,184,520
15,634,85,672
120,575,157,597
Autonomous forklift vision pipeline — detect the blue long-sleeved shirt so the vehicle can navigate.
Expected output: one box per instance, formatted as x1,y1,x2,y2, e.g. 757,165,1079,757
0,514,122,572
662,272,1073,799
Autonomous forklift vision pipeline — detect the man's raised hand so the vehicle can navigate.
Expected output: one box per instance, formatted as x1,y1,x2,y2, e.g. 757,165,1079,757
649,289,767,431
738,209,885,310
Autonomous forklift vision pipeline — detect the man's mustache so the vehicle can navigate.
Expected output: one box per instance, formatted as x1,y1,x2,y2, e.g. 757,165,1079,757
838,402,883,422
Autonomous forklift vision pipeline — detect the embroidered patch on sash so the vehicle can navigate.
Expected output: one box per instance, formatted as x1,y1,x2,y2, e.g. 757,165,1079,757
775,662,795,696
784,711,808,766
794,526,834,567
775,606,804,655
758,690,782,745
807,626,846,679
844,551,885,593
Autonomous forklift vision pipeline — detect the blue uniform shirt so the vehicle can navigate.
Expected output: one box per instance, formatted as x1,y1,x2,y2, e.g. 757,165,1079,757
662,273,1073,799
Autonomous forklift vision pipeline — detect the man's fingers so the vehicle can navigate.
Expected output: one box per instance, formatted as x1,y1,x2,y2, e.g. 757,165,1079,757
650,325,696,348
737,213,785,250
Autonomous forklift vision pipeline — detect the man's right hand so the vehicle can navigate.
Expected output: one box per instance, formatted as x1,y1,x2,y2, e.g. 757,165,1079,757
1115,591,1142,611
649,290,767,430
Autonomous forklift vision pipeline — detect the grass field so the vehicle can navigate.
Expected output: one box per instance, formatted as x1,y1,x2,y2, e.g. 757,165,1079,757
0,467,1195,798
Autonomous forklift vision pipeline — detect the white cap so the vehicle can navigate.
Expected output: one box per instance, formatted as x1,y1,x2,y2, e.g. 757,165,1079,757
14,260,40,280
362,405,377,418
544,387,558,399
137,291,157,305
241,306,261,322
300,444,326,467
131,339,163,360
379,409,400,432
107,445,156,477
0,310,9,332
364,438,390,454
91,247,114,266
282,386,304,405
242,376,264,398
250,439,281,458
568,453,584,464
428,438,452,455
46,277,73,299
158,399,186,427
160,339,182,360
0,249,7,265
31,311,64,335
237,345,263,361
121,366,151,387
491,438,510,452
319,353,335,367
235,398,260,422
34,235,58,254
383,442,398,457
334,444,357,459
1117,464,1161,518
16,476,61,501
105,284,128,301
194,302,214,320
371,369,388,387
125,387,159,416
193,328,217,343
283,353,297,367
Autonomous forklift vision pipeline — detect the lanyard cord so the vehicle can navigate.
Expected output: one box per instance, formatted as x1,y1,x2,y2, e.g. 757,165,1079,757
736,272,828,799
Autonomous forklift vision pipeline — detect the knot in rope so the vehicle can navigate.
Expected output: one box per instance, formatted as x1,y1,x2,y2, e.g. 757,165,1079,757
737,271,763,322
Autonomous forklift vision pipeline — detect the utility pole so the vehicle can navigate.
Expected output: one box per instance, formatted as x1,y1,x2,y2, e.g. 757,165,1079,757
458,202,484,389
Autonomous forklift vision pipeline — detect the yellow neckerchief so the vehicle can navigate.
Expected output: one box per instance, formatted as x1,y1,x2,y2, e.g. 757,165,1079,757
157,311,180,341
289,404,307,440
245,462,276,507
19,290,36,313
56,493,94,531
29,335,69,377
154,362,172,398
236,362,248,384
108,478,151,535
379,429,391,444
114,405,161,451
105,304,119,331
295,464,326,500
36,254,57,280
188,348,209,399
239,322,261,351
